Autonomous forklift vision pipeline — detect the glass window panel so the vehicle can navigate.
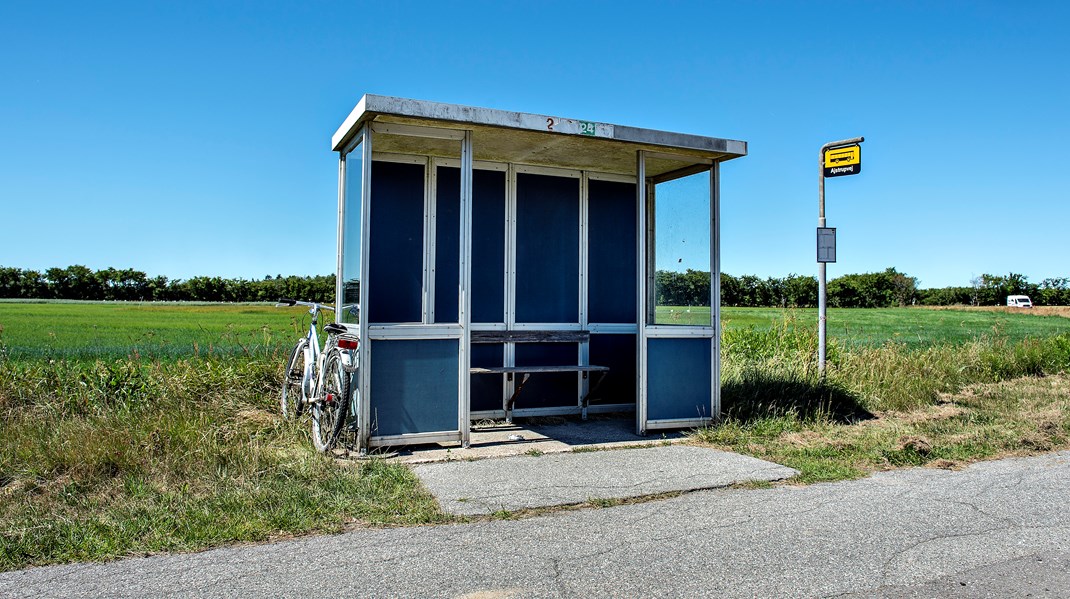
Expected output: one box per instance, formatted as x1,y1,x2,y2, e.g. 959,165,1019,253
652,170,711,326
364,130,462,325
515,173,579,324
434,165,460,324
340,140,363,324
368,160,425,324
471,169,506,323
588,179,637,324
435,167,506,324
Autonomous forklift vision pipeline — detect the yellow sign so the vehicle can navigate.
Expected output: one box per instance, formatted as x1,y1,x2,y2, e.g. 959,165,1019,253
823,145,862,177
824,146,860,167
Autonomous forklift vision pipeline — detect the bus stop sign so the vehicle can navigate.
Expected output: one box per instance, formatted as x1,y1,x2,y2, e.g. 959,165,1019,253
823,145,861,177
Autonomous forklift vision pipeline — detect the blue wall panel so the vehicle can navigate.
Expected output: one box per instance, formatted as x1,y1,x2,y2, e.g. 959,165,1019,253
589,334,636,405
588,180,637,324
516,173,579,324
469,343,504,412
368,161,424,324
436,167,506,324
472,170,506,323
514,342,578,408
369,339,459,437
434,166,460,323
647,338,712,421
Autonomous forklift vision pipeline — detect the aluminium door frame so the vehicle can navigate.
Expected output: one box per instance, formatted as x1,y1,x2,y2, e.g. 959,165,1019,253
353,123,474,451
636,151,721,434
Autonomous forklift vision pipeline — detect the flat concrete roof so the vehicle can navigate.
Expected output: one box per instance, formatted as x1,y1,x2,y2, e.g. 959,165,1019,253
332,94,747,176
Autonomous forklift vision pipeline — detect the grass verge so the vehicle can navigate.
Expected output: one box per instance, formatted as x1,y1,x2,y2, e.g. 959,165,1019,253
698,321,1070,483
698,374,1070,484
0,356,444,571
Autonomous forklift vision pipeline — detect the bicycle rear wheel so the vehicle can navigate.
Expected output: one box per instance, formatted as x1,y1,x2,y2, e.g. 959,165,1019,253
281,339,308,419
311,349,351,452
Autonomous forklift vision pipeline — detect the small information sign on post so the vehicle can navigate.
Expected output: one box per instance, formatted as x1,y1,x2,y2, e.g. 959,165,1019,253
817,227,836,263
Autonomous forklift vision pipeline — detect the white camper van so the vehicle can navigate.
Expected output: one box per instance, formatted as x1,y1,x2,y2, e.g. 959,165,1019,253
1007,295,1033,308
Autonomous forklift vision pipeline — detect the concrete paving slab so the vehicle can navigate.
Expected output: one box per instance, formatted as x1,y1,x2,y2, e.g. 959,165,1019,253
411,444,798,515
387,414,685,464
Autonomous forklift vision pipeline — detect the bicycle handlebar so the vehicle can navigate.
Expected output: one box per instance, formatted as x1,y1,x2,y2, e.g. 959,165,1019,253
275,298,335,311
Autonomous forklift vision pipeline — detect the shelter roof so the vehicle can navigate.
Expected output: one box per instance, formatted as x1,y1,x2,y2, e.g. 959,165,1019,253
332,95,747,177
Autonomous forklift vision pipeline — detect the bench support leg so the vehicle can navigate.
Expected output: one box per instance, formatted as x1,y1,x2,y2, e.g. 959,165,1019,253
580,371,609,421
505,373,531,424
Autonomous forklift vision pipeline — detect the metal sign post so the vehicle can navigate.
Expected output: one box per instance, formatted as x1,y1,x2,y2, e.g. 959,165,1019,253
818,136,863,380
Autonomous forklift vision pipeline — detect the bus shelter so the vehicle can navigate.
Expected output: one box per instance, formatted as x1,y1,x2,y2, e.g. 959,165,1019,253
332,95,747,452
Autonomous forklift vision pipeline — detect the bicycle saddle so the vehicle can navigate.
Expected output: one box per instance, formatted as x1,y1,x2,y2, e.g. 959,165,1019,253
323,323,350,335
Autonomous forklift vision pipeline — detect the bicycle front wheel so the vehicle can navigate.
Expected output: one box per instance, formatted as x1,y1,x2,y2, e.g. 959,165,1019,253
311,349,351,452
281,339,308,419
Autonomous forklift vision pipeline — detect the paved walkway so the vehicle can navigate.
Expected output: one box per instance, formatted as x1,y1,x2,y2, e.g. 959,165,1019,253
5,452,1070,597
412,444,798,515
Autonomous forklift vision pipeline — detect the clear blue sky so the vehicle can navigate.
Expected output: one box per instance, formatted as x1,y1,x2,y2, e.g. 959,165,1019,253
2,1,1067,288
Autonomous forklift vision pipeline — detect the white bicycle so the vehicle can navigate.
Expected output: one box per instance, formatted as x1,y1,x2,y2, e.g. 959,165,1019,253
277,298,359,452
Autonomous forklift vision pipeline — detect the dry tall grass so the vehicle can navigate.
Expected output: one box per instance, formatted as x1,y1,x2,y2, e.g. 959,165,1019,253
921,305,1070,318
703,320,1070,482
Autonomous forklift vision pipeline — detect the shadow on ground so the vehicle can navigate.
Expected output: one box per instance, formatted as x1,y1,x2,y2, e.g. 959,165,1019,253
721,372,874,424
524,413,684,445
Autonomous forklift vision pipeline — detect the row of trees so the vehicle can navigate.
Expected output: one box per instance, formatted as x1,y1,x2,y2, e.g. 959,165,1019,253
657,268,914,308
0,266,334,303
662,268,1070,308
657,270,823,308
2,265,1067,308
918,274,1070,307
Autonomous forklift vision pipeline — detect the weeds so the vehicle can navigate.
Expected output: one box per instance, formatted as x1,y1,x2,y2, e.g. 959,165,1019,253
702,322,1070,484
0,356,443,571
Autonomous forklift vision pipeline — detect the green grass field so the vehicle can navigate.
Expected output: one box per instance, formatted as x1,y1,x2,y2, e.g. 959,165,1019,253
721,307,1070,348
654,305,712,326
4,302,1068,361
2,299,1070,569
0,301,310,360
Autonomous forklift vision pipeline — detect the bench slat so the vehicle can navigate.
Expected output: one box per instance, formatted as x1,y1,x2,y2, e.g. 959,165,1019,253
471,330,590,344
470,365,609,375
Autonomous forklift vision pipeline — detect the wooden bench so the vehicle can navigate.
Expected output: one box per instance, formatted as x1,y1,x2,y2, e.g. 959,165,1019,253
469,330,610,423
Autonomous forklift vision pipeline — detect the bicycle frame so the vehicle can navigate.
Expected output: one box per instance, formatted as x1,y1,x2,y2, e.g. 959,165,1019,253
300,314,322,407
277,299,334,409
278,298,360,418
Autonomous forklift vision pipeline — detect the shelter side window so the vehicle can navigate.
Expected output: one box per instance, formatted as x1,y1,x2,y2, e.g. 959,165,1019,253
651,169,712,326
340,140,363,324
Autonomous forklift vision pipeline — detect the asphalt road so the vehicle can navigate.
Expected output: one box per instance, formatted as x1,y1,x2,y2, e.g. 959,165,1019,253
3,451,1069,598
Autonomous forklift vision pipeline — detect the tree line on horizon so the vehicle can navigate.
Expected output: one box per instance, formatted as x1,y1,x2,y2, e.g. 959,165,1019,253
662,268,1070,308
0,265,334,304
1,265,1068,308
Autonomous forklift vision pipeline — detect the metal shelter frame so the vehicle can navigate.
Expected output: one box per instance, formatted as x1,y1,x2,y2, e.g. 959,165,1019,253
332,95,747,452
